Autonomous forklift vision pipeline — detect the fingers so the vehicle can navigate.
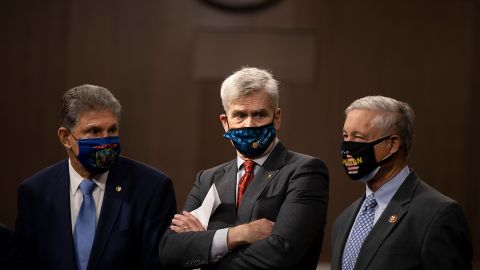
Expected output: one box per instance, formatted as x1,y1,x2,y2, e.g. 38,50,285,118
170,211,205,233
183,211,205,230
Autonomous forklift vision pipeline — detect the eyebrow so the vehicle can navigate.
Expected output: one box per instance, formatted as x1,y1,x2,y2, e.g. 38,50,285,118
83,122,118,130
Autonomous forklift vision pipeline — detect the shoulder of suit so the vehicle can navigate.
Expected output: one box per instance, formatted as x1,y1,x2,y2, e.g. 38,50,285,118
287,149,320,160
284,149,327,168
200,159,236,174
21,159,68,185
410,178,460,208
115,156,171,182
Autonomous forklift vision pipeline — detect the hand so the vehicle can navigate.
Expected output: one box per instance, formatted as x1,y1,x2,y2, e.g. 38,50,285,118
170,211,205,233
227,218,274,250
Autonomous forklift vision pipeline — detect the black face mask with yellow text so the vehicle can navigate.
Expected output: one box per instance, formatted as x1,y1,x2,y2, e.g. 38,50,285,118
340,136,392,181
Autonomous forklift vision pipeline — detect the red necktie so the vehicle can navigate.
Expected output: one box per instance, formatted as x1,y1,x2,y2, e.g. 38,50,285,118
237,160,255,207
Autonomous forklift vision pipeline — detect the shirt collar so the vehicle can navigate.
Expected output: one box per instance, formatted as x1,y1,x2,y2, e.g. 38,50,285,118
236,138,279,169
69,159,109,196
366,165,410,207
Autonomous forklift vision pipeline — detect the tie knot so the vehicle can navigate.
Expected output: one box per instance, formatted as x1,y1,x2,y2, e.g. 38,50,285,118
79,180,96,195
243,160,255,173
364,194,377,209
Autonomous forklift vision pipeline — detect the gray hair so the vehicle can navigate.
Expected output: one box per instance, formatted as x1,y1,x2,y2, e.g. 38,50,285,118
345,95,415,154
220,67,279,112
60,84,122,130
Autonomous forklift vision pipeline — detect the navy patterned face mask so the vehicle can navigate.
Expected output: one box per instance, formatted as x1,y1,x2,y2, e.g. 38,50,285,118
74,136,121,174
223,123,276,158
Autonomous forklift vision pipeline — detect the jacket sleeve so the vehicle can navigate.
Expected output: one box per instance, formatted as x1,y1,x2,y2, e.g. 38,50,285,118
159,170,217,268
421,202,473,270
142,176,178,270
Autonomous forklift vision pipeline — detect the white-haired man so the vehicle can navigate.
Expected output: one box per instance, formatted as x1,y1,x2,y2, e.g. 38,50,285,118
332,95,472,270
160,67,329,269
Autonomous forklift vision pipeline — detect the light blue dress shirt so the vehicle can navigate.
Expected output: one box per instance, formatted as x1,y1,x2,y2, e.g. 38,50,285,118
345,165,410,245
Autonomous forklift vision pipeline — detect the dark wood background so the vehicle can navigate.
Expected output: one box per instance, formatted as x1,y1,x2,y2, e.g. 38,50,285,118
1,0,478,266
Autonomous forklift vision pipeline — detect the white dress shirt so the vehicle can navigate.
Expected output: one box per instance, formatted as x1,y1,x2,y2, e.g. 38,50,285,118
69,159,108,232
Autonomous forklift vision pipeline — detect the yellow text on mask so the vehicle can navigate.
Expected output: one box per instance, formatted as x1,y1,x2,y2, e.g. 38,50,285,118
343,157,363,166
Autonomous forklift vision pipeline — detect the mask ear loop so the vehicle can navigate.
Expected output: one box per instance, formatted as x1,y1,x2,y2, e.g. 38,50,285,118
64,129,82,160
377,136,396,166
225,115,230,130
66,129,79,141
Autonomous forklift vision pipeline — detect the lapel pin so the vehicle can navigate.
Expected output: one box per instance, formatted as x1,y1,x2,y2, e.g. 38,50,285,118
389,215,398,223
115,186,122,192
267,173,273,180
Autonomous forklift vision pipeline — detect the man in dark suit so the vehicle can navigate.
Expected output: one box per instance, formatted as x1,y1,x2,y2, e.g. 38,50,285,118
15,84,177,270
332,95,472,270
159,67,329,269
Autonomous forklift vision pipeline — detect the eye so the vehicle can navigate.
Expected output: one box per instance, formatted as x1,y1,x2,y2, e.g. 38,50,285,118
232,112,246,119
354,135,368,142
87,128,100,135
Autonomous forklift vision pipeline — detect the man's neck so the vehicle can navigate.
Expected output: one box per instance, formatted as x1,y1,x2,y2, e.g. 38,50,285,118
367,157,407,192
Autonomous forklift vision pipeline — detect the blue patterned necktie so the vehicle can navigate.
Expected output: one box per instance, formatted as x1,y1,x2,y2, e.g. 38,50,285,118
342,194,378,270
74,180,97,270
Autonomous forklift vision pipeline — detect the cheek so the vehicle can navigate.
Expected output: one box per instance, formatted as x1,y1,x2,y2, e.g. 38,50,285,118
70,141,80,155
374,145,390,161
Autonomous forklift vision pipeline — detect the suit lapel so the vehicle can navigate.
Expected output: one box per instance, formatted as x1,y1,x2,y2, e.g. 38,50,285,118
208,161,238,229
213,161,237,208
236,142,288,223
356,172,419,270
333,197,364,269
88,159,128,269
51,161,77,268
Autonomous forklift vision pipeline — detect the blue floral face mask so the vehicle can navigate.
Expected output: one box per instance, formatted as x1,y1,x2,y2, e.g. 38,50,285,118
71,134,121,174
223,122,276,158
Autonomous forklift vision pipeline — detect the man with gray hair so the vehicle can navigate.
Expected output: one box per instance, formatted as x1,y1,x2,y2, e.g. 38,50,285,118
16,84,177,270
159,67,329,269
331,95,472,270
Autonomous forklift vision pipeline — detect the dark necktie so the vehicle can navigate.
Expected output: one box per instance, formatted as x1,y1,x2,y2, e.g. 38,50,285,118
74,180,97,270
237,160,255,207
342,194,378,270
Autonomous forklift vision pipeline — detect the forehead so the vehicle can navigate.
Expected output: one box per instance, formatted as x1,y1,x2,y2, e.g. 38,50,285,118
228,91,274,113
76,109,118,127
343,109,381,136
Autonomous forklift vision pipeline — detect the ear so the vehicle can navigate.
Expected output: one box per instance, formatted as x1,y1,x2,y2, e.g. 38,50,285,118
274,108,282,130
219,114,229,132
387,134,402,155
58,127,73,149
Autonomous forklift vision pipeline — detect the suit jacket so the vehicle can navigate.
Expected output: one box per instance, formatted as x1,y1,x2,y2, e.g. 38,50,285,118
16,156,177,270
160,142,329,270
331,170,473,270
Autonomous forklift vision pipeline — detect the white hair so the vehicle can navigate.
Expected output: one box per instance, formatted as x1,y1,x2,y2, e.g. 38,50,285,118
346,95,415,154
220,67,279,112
